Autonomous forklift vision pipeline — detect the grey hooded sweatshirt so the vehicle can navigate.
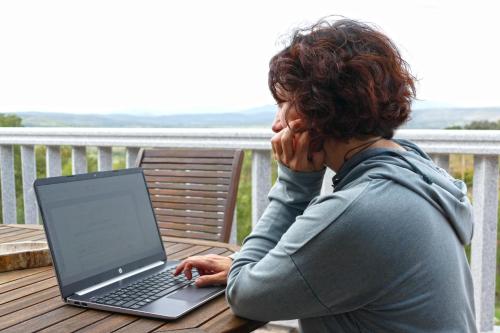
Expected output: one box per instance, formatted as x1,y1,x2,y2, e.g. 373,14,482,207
226,140,476,332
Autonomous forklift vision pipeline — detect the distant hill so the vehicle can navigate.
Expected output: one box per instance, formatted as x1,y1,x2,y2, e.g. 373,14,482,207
14,109,274,128
9,105,500,129
404,107,500,129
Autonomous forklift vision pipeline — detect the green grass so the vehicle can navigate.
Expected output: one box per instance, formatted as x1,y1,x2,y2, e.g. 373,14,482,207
236,151,252,243
235,151,277,244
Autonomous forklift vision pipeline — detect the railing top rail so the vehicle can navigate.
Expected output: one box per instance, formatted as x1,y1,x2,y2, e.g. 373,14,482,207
0,128,500,154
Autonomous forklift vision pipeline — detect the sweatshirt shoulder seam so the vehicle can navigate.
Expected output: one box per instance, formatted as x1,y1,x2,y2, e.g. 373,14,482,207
292,180,372,251
287,252,332,313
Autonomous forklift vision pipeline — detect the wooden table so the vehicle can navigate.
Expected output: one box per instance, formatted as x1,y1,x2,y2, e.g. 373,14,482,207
0,224,264,333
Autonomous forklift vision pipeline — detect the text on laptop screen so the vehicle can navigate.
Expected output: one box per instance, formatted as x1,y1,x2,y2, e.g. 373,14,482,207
36,172,164,286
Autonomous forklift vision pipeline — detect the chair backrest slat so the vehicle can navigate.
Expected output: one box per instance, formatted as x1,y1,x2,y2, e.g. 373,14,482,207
155,208,223,219
165,229,221,241
157,222,221,234
151,202,225,213
137,148,244,243
144,150,236,158
145,182,230,192
150,195,227,206
142,157,235,164
143,169,232,178
144,175,231,185
148,188,228,199
141,163,234,171
156,215,222,226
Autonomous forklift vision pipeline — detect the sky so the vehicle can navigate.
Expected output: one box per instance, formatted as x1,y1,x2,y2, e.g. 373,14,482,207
0,0,499,115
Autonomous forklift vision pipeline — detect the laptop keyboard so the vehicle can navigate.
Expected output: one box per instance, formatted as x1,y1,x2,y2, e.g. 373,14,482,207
90,268,199,309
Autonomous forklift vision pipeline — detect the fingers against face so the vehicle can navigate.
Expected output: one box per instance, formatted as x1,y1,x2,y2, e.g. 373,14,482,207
272,119,305,165
280,127,294,164
271,132,283,161
270,118,325,171
272,99,303,134
293,130,310,169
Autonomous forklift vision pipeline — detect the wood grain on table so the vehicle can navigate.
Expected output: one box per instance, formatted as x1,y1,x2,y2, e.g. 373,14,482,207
0,224,264,333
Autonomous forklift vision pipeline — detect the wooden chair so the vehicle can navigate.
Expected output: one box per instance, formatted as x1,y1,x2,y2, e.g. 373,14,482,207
136,148,244,243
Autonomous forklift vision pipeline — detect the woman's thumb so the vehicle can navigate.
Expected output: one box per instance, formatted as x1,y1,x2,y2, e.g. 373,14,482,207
195,272,227,287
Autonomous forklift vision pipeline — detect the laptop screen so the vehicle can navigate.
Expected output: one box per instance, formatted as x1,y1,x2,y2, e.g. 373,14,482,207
35,170,165,294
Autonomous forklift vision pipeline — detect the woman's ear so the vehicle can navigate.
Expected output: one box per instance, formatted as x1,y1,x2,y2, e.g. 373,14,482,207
308,130,324,153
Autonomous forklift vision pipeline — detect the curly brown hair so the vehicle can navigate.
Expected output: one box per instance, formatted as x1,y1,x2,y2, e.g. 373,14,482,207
269,18,416,141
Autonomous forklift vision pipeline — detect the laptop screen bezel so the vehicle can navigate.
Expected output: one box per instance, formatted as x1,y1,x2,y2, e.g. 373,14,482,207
34,168,167,299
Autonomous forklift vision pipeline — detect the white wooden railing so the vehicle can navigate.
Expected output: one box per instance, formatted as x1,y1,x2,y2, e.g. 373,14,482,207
0,128,499,332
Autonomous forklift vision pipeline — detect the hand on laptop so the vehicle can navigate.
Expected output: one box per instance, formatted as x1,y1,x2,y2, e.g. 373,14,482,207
174,254,232,287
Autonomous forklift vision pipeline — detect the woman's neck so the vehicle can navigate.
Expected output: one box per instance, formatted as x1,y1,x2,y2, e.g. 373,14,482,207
323,137,404,172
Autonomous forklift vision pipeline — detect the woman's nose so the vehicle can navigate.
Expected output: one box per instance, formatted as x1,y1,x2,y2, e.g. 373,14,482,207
271,111,284,133
272,121,283,133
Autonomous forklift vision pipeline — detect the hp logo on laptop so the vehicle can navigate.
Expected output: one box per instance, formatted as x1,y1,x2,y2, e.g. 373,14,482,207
118,268,123,274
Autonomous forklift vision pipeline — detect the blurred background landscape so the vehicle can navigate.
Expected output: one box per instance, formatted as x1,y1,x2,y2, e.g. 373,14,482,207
2,104,500,240
9,103,500,129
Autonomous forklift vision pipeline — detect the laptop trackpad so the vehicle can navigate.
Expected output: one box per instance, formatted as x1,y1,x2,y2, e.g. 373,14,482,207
169,285,223,302
142,285,225,318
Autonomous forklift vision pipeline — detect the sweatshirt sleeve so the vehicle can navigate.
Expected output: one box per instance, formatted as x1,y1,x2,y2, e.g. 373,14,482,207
226,163,329,320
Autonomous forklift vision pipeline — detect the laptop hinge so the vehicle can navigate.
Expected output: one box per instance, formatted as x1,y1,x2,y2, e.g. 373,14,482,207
75,261,165,296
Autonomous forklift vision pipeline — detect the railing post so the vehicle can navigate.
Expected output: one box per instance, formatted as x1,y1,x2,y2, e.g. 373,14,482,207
430,153,450,171
0,145,17,224
321,167,335,194
126,147,140,168
72,146,87,175
251,150,272,227
21,145,37,225
46,146,62,177
230,208,237,244
98,147,112,171
471,155,499,333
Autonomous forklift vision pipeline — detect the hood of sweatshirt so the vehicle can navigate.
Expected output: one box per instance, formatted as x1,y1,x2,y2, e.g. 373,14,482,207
332,139,473,245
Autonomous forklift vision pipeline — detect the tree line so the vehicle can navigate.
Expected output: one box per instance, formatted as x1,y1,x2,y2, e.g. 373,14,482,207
447,120,500,130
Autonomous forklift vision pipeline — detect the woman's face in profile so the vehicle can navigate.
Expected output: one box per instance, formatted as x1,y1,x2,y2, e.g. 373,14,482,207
271,100,301,134
271,99,324,153
271,86,302,133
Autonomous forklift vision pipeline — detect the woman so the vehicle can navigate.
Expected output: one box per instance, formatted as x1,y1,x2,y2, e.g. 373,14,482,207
175,18,476,332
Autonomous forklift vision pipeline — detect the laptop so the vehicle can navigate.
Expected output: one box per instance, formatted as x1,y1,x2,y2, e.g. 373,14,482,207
34,168,225,320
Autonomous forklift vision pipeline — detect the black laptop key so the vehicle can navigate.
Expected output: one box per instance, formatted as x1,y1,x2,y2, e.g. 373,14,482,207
155,283,187,298
123,300,138,307
154,288,174,298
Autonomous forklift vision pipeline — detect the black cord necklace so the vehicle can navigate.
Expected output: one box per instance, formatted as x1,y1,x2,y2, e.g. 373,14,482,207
332,137,384,192
343,137,383,162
